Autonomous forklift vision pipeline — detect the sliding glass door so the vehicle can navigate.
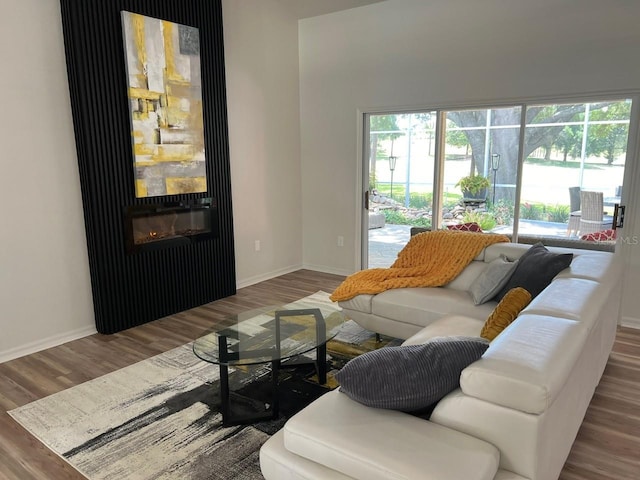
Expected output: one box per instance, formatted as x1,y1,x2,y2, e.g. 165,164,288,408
363,98,632,269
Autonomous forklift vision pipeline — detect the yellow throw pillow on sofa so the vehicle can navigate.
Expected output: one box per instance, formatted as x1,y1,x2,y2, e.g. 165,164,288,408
480,287,532,341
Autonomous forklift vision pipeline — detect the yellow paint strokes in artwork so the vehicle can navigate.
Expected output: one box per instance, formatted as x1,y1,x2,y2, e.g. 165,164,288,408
131,13,146,75
162,21,177,80
134,159,156,167
132,130,144,139
134,143,156,156
190,102,205,152
166,177,206,195
132,111,149,121
166,107,190,127
128,87,161,101
154,145,194,161
162,20,188,84
135,179,148,198
165,94,185,107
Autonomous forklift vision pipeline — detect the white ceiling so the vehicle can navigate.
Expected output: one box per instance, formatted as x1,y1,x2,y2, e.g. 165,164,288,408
277,0,386,19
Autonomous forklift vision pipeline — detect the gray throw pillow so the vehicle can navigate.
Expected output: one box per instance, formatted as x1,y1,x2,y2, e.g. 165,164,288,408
469,255,519,305
335,336,489,412
494,242,573,301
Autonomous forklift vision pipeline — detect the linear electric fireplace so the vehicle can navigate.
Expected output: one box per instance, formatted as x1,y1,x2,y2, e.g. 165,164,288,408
124,197,219,254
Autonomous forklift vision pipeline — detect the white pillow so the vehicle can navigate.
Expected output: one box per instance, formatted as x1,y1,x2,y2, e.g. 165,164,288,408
468,255,518,305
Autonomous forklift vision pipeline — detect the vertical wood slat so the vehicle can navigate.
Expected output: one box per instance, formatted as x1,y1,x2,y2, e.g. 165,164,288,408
59,0,236,334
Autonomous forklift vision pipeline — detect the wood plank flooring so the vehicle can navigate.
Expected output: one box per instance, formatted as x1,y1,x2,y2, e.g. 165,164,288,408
0,269,638,479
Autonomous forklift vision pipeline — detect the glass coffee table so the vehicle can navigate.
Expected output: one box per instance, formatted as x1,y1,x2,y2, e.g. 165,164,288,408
193,303,348,426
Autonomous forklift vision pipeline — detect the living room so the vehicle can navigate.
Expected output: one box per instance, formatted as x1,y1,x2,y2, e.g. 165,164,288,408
1,0,640,477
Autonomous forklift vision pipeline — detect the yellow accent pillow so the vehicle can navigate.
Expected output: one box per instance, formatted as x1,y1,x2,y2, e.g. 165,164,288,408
480,287,532,341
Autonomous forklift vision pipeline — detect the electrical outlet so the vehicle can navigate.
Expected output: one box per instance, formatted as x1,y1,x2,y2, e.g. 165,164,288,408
337,236,344,247
254,240,261,251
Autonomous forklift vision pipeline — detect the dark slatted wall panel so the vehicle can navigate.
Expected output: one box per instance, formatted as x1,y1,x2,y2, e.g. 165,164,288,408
60,0,236,334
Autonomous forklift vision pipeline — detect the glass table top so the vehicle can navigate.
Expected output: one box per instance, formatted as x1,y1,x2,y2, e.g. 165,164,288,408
193,303,348,367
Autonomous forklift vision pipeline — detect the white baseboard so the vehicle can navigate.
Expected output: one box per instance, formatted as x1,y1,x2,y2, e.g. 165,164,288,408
620,316,640,329
236,264,303,289
301,263,352,277
0,325,98,364
236,264,350,290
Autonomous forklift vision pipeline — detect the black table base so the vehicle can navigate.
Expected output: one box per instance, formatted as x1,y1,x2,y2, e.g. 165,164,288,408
217,308,327,427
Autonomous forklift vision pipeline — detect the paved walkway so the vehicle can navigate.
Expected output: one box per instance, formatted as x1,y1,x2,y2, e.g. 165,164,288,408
367,224,411,268
367,220,569,268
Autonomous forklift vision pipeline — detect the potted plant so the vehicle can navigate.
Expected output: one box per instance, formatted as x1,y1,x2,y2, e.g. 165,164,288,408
456,174,490,201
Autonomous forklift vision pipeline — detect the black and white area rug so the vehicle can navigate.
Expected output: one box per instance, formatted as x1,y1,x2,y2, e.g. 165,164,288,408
9,292,392,480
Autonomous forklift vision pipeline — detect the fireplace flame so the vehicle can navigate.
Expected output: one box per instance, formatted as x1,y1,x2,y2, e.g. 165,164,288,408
130,208,210,247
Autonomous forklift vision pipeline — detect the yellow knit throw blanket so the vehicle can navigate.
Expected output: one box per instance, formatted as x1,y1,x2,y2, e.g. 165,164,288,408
330,230,509,302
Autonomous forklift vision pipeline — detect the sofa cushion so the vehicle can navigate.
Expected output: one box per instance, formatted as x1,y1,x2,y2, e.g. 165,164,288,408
494,243,573,301
469,255,519,305
460,314,586,414
373,288,496,327
335,336,489,411
523,277,605,330
283,390,501,480
260,429,354,480
402,315,484,346
483,242,578,263
337,293,374,314
481,287,532,341
554,251,617,283
261,427,527,480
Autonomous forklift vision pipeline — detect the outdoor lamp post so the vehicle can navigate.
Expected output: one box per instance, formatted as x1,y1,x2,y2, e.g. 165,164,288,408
388,156,397,200
491,153,500,205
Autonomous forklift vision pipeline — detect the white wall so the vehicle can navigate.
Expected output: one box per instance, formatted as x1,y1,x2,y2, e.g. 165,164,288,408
0,0,96,362
299,0,640,325
222,0,303,287
0,0,304,362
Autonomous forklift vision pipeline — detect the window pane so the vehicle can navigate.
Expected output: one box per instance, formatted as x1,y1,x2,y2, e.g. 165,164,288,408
520,100,630,239
368,112,436,267
442,107,520,235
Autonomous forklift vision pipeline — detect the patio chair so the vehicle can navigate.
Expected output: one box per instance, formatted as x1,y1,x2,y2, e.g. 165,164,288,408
578,191,613,236
566,186,581,237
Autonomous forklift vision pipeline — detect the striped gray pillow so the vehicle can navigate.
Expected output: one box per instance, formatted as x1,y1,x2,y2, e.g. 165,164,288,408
335,336,489,411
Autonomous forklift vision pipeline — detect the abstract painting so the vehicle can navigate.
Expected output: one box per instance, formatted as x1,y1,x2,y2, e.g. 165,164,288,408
121,11,207,198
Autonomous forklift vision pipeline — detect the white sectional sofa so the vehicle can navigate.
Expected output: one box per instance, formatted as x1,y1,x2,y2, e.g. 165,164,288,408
260,241,621,480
